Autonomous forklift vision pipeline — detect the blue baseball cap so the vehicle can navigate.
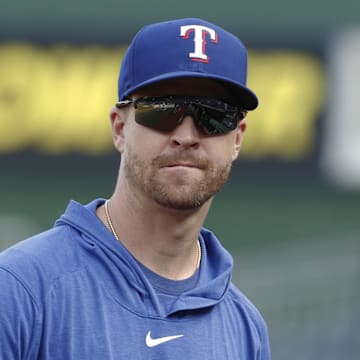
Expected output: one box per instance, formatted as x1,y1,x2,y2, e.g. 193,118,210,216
118,18,258,110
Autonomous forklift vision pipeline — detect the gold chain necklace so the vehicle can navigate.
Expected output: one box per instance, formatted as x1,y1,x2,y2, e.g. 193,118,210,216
104,199,201,270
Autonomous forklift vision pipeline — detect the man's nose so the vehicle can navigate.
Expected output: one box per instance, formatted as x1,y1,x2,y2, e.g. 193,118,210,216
169,114,201,148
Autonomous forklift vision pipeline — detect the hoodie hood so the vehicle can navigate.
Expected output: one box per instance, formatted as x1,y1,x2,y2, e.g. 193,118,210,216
55,199,234,318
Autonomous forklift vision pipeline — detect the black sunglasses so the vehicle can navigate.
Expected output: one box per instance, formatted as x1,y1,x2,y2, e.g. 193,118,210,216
116,96,247,136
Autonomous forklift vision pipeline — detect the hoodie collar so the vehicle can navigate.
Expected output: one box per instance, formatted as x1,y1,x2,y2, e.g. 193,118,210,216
56,199,234,317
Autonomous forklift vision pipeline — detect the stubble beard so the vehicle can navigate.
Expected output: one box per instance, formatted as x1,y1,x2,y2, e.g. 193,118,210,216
122,145,233,211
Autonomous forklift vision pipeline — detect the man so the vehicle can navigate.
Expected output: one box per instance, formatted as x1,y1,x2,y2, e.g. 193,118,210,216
0,18,270,359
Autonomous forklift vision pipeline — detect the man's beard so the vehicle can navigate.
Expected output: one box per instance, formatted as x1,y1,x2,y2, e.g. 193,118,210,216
122,144,232,210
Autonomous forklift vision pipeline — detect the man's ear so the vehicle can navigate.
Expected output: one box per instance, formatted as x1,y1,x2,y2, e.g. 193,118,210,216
232,118,247,161
109,106,126,152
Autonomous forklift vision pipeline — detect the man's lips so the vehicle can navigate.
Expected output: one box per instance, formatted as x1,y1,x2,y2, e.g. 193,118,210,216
154,153,209,170
163,162,198,168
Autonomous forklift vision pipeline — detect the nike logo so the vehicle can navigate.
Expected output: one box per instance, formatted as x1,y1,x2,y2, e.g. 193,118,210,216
145,331,184,347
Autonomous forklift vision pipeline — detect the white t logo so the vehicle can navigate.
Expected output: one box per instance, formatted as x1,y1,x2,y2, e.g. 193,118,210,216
180,25,218,63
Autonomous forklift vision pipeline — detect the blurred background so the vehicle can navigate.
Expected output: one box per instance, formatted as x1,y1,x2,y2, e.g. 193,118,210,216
1,1,359,358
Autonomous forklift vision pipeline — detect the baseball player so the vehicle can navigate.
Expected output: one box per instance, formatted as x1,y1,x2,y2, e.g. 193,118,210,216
0,18,270,359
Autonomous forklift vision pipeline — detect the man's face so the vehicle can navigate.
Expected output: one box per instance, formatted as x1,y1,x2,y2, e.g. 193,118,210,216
112,78,247,211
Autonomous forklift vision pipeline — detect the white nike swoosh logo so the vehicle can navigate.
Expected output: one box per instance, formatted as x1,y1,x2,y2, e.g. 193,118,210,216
145,331,184,347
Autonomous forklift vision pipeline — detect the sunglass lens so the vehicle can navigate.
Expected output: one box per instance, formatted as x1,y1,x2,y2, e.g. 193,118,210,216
134,97,242,135
194,107,238,135
135,109,179,132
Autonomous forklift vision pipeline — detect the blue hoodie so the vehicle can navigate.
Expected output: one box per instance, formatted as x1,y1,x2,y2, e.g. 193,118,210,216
0,199,270,359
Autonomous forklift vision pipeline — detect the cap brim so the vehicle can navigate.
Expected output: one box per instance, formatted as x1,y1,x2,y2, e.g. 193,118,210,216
122,71,258,110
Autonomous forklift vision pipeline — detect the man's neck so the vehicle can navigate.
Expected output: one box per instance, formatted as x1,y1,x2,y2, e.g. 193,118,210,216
97,188,211,280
